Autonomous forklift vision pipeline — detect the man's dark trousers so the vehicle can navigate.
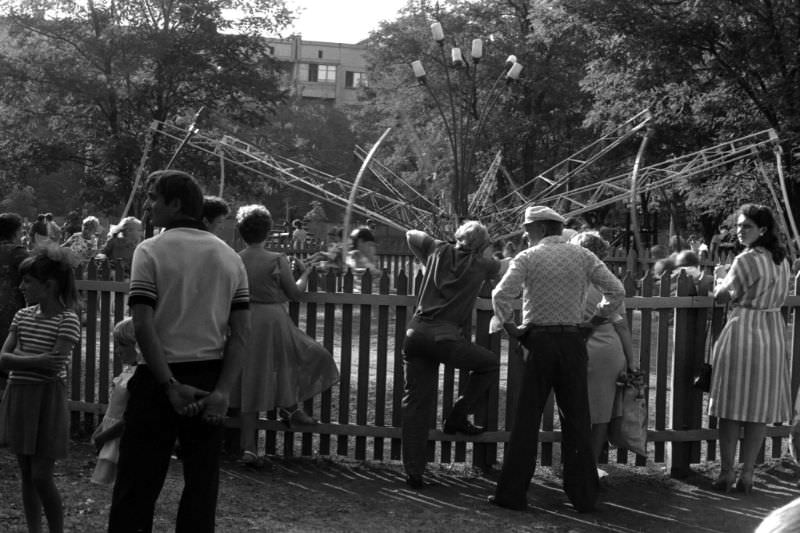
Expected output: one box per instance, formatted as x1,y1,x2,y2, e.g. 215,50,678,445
401,318,500,478
108,361,224,533
494,329,599,512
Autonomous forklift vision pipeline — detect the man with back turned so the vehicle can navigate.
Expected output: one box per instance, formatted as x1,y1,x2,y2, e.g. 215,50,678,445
489,205,625,513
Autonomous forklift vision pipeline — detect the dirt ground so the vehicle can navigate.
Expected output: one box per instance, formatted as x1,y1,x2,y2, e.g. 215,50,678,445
2,439,800,532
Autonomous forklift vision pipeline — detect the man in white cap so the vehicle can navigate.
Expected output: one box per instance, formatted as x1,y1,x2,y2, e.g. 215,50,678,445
488,205,624,513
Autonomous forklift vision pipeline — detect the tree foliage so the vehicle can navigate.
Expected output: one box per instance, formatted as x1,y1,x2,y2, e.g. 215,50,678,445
0,0,293,216
354,0,604,217
562,0,800,232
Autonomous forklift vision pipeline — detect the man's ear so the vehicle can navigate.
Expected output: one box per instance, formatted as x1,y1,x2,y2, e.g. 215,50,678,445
168,197,182,215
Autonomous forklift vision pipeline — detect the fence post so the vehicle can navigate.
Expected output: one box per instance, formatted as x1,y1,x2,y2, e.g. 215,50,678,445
669,271,705,478
473,283,498,471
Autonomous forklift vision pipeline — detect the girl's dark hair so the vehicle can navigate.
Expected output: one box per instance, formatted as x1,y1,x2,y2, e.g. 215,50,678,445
236,204,273,244
739,203,787,264
0,212,23,241
19,247,79,309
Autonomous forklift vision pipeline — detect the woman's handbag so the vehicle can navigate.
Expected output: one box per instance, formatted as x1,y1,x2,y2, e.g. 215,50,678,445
608,371,648,456
692,363,712,392
692,300,723,392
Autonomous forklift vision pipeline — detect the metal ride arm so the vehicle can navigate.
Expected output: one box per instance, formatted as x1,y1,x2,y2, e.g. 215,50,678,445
493,129,782,239
493,109,652,208
148,120,445,236
487,109,652,234
467,150,503,215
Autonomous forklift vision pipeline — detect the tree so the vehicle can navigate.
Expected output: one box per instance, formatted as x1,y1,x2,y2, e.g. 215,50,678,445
355,0,602,220
0,0,293,215
562,0,800,231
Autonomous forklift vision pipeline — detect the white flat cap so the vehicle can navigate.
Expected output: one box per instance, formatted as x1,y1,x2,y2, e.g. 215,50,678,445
523,205,565,225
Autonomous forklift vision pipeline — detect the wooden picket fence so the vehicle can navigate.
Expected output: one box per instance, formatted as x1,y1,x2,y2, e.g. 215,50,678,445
69,257,800,477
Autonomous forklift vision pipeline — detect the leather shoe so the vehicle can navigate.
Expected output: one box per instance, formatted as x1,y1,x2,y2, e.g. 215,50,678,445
487,495,526,511
443,417,486,435
406,475,437,489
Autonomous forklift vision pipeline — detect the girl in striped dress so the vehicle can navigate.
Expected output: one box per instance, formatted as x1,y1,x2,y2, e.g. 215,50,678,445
709,204,792,494
0,247,80,533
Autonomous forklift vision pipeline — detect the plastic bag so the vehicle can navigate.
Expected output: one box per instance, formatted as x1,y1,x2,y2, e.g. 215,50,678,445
608,371,648,456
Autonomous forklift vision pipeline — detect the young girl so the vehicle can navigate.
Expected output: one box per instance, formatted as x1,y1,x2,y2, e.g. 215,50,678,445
91,317,138,485
0,247,80,533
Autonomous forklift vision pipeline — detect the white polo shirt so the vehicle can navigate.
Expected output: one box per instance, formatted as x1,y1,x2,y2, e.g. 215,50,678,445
128,222,249,363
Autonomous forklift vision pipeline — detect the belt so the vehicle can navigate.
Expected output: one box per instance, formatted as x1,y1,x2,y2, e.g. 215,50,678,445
527,324,581,333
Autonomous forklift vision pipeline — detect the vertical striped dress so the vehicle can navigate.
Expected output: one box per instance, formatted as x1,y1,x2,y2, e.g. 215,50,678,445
708,247,792,423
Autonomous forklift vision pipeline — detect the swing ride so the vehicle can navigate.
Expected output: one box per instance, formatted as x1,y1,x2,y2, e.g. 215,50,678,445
128,111,798,255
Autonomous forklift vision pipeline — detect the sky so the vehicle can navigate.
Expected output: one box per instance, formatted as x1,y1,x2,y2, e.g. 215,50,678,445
282,0,409,43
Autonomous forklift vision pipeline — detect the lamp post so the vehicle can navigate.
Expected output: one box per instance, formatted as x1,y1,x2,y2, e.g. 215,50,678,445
410,20,522,219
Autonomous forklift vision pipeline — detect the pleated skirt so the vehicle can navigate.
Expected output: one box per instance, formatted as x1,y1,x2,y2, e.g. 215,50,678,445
0,380,69,458
709,307,792,423
232,303,339,412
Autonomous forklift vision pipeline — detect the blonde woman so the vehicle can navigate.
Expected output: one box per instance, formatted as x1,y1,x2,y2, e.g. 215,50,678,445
62,216,100,266
571,231,638,476
100,217,142,277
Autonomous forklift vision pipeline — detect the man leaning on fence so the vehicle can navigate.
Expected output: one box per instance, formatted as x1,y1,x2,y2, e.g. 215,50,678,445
488,205,625,513
401,220,507,489
107,170,251,533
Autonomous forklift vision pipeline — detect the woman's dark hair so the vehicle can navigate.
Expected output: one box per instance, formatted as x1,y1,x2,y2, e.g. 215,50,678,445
146,170,204,220
0,212,23,241
19,247,79,309
236,204,273,244
202,196,230,222
739,203,787,264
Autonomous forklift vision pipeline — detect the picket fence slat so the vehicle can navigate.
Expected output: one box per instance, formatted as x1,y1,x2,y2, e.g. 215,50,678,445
72,259,800,476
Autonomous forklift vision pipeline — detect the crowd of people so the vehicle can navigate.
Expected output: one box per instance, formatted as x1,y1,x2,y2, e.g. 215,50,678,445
0,169,798,530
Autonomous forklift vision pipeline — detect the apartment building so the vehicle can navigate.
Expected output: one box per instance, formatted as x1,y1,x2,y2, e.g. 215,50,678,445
266,35,369,106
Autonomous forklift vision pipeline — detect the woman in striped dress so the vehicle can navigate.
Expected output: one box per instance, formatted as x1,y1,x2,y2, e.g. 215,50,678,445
709,204,792,494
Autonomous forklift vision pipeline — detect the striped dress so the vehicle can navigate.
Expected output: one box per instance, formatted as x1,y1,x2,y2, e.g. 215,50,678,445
708,247,792,423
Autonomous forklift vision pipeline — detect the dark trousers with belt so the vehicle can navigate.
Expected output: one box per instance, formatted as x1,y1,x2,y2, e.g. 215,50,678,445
401,318,500,478
495,328,598,512
108,360,224,533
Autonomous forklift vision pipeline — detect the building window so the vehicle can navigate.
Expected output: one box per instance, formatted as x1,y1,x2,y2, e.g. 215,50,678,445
318,50,323,59
305,63,336,83
345,71,368,88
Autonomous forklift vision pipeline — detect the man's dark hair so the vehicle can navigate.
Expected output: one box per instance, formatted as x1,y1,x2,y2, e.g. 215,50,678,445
0,212,23,241
202,196,230,222
146,170,204,220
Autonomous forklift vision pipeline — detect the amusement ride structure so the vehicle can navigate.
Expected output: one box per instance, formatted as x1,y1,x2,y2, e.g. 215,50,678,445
127,109,799,254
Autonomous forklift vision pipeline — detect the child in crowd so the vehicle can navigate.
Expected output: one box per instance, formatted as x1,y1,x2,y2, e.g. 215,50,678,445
291,219,307,250
91,317,138,485
0,247,80,533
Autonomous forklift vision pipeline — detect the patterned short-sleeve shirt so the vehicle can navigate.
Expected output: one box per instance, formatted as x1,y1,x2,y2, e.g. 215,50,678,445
9,305,80,383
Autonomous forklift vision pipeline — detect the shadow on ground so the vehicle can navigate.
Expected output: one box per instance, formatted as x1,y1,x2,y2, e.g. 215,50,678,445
2,441,799,532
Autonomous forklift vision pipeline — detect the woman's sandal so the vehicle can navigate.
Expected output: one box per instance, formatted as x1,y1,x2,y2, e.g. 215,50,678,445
240,450,259,466
711,471,736,493
279,407,320,429
240,450,272,471
736,471,754,494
